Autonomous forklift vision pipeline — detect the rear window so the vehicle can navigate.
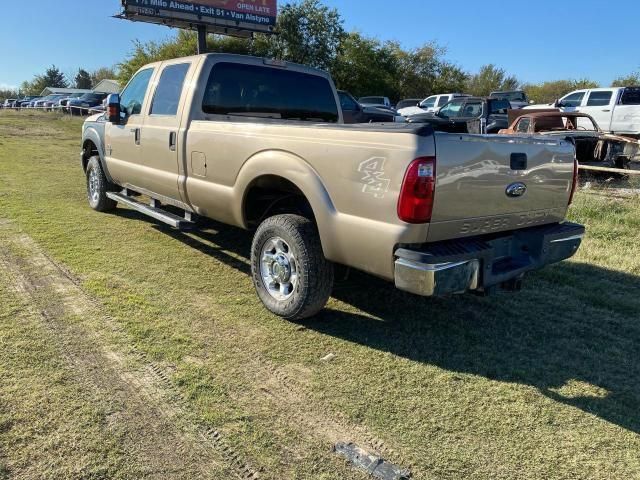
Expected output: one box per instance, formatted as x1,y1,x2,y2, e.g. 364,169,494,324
203,62,338,123
587,91,613,107
621,87,640,105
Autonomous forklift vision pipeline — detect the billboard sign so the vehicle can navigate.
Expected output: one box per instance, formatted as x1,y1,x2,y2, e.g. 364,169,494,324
121,0,278,36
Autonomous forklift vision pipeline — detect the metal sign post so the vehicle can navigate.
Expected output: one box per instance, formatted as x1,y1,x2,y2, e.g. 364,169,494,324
197,24,208,54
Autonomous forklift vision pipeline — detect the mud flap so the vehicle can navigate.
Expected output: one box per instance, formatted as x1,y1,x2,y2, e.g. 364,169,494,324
334,442,411,479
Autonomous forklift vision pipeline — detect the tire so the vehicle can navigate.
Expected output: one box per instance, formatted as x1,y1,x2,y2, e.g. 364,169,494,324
86,156,117,212
251,214,334,320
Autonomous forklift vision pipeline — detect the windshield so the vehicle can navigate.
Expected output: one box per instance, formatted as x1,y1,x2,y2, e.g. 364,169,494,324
491,91,526,102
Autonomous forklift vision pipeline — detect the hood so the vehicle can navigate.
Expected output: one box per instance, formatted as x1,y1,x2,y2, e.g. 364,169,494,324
398,106,429,117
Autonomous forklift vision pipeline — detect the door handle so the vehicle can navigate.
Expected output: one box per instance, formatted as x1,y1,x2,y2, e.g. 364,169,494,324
602,109,611,112
130,127,140,145
169,132,177,151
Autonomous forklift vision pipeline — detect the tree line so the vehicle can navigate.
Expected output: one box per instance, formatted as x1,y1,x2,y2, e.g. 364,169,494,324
6,66,118,97
4,0,639,103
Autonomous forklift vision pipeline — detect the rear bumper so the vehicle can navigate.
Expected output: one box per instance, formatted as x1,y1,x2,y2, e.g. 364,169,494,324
394,222,585,297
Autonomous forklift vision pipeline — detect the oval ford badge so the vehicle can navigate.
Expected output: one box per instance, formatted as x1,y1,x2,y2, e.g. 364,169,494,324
506,182,527,198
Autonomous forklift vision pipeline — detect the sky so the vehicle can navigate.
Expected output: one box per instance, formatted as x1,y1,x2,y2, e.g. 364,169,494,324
0,0,638,91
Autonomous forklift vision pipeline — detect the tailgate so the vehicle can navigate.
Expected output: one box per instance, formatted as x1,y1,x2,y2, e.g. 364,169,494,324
428,133,575,242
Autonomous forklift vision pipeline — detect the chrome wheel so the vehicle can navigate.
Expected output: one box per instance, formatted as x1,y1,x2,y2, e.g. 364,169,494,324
88,168,100,204
260,237,298,301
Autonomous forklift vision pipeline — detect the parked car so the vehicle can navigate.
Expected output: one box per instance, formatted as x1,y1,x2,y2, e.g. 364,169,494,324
42,94,66,111
80,53,583,320
406,97,510,133
490,90,530,109
397,93,470,117
525,87,640,137
338,90,395,123
358,96,393,111
57,93,85,111
68,92,109,115
3,99,17,109
32,95,60,109
395,98,423,111
499,111,640,170
14,96,40,108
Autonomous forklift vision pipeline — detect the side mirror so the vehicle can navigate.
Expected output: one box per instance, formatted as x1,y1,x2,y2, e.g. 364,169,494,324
554,99,563,108
107,94,122,124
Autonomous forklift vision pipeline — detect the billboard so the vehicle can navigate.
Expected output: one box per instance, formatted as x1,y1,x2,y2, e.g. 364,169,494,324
121,0,278,36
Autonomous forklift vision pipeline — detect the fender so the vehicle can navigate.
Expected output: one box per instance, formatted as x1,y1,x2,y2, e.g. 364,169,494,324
233,150,339,257
82,122,115,184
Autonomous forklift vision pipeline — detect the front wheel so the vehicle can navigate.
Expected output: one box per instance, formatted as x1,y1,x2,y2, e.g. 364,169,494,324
251,214,334,320
86,156,117,212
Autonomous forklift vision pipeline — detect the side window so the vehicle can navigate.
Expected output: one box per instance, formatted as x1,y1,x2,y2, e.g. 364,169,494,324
202,62,339,123
120,68,154,116
438,100,464,117
150,63,190,116
462,101,483,117
561,92,585,107
516,118,530,133
420,97,436,108
339,93,359,111
620,88,640,105
490,100,510,114
437,96,450,107
586,91,613,107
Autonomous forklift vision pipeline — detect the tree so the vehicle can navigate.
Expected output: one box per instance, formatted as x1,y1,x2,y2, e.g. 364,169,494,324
331,33,400,99
263,0,344,69
522,79,600,104
466,64,518,97
612,71,640,87
19,65,68,95
75,69,92,89
90,67,118,87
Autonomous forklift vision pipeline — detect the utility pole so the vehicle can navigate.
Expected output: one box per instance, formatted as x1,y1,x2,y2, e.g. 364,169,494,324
197,25,207,54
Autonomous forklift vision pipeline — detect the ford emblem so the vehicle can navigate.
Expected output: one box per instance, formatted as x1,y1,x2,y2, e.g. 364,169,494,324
506,182,527,198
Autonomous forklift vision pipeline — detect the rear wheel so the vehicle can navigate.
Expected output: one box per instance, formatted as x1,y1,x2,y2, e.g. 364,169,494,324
251,214,334,320
86,156,116,212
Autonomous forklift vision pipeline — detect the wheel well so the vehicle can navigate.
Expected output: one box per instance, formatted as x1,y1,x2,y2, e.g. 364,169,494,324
244,176,315,228
82,140,99,171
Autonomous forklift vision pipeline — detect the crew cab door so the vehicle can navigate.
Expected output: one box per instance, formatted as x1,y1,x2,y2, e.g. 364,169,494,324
104,67,155,187
140,60,193,201
610,88,640,135
580,89,616,131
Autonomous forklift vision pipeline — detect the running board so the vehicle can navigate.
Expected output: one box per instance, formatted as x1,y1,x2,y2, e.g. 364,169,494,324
106,192,195,230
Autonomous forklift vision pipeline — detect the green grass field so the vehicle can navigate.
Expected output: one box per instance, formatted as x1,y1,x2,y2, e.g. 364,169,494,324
1,110,639,480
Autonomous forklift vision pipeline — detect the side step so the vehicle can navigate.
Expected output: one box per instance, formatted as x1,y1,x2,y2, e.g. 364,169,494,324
106,191,195,230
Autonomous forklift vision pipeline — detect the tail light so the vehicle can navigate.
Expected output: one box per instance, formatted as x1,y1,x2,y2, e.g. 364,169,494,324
398,156,436,223
568,158,578,205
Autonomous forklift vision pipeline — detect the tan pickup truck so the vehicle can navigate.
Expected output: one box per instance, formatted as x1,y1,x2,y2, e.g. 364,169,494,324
81,53,585,320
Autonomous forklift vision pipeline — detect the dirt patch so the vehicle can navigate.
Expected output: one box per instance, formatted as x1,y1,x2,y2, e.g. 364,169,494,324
0,223,248,479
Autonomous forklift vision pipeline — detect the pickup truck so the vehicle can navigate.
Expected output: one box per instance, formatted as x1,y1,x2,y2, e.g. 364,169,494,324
81,53,584,320
405,96,510,134
526,87,640,137
397,93,470,117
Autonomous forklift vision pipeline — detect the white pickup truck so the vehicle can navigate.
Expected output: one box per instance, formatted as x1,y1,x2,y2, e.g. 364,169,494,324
527,87,640,137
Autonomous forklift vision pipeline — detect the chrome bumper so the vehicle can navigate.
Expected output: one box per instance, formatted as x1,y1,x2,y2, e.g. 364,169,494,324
395,258,480,296
394,222,585,297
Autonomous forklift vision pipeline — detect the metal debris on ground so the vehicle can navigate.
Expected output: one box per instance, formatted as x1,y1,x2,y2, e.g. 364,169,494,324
321,353,337,362
334,442,411,480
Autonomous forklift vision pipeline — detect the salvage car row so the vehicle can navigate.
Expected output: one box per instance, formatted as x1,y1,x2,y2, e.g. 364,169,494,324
1,92,109,115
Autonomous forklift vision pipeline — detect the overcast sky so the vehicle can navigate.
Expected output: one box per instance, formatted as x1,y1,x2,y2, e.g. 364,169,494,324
1,0,638,90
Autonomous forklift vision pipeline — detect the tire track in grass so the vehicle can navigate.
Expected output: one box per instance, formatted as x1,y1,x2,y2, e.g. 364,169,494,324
0,221,260,480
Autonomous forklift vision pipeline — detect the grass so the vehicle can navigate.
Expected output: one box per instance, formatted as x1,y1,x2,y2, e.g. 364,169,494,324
1,110,640,479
